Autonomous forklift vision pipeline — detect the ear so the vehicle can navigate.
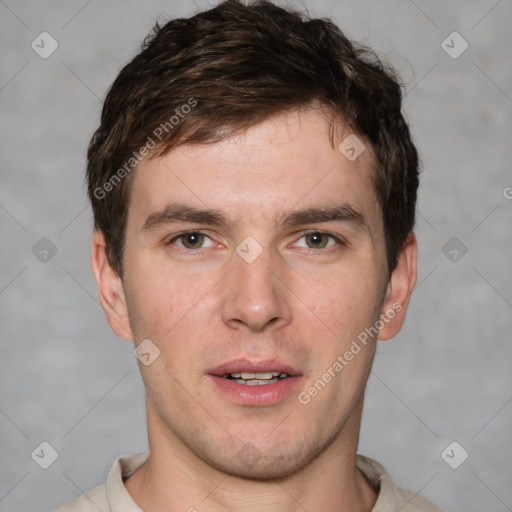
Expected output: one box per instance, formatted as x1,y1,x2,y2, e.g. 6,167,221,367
378,232,418,341
90,231,133,341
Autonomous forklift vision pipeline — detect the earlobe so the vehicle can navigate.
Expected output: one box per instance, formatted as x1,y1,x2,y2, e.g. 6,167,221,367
90,231,133,341
378,232,418,341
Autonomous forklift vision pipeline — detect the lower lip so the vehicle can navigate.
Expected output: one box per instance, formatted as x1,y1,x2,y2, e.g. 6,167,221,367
208,375,303,407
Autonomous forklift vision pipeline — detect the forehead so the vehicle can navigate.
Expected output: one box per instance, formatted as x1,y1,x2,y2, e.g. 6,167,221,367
128,109,379,227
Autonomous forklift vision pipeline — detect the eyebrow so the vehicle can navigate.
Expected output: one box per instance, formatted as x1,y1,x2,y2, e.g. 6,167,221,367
279,204,368,231
141,202,369,233
142,203,229,232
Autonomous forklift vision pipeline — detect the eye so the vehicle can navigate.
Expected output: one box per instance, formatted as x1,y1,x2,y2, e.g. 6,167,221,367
294,231,341,250
167,231,215,250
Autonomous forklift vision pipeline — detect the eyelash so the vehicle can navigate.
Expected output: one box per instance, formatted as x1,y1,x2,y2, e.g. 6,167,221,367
166,230,344,254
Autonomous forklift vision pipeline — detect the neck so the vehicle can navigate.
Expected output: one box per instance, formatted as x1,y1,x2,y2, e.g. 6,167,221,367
125,399,377,512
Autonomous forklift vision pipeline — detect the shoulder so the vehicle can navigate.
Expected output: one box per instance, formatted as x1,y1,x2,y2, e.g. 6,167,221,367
396,488,445,512
53,452,148,512
356,454,445,512
53,483,109,512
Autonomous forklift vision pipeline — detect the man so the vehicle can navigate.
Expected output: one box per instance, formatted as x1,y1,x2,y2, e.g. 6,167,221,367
57,1,443,510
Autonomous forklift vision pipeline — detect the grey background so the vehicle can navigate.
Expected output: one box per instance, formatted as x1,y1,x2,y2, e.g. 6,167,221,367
1,1,511,511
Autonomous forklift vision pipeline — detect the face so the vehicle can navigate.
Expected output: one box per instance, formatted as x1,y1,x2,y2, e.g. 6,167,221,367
93,108,416,480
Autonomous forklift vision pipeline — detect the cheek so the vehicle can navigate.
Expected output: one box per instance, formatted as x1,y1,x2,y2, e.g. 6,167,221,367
124,253,218,341
295,265,382,342
293,272,379,432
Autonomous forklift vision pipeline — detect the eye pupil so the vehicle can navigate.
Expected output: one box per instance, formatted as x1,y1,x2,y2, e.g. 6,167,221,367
306,233,328,248
182,233,204,249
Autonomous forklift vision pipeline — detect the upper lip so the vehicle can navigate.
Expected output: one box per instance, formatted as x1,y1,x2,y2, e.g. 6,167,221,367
209,359,302,377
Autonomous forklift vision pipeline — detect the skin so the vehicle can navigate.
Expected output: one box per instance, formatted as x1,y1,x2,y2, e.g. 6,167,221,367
91,108,417,512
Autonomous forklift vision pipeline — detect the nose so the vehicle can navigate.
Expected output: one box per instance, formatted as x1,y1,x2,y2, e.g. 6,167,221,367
221,245,292,333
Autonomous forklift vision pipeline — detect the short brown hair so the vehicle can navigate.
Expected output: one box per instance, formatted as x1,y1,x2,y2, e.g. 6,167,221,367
87,0,419,278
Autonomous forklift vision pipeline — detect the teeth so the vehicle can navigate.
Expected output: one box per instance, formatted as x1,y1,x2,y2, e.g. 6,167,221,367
228,371,290,380
233,378,280,385
223,371,291,385
241,372,274,379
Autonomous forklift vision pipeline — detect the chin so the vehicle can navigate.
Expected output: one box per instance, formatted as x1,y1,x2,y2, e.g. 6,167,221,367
195,433,329,482
207,450,308,481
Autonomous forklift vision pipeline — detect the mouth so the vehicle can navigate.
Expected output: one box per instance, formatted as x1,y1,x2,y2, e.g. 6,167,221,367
221,371,292,386
209,359,301,381
207,359,303,406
